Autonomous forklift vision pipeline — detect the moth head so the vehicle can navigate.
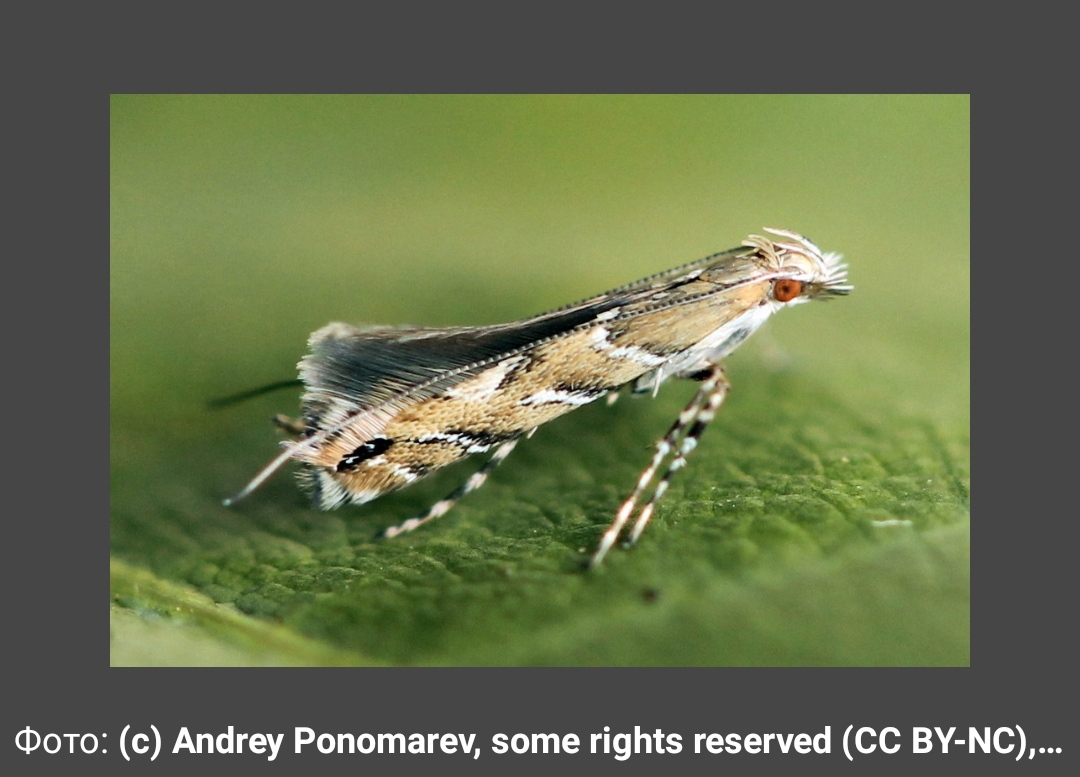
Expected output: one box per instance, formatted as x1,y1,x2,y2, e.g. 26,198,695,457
746,227,852,306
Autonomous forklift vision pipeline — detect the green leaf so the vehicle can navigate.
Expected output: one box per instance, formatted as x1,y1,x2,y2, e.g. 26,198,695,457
111,95,968,665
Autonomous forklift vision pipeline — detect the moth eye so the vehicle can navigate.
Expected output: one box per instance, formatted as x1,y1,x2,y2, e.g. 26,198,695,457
773,278,804,302
337,437,394,472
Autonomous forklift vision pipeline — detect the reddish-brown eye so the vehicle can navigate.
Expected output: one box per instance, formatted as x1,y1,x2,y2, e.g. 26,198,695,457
773,279,804,302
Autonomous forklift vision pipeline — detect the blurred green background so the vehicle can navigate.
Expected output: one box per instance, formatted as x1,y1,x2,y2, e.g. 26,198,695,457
110,95,968,665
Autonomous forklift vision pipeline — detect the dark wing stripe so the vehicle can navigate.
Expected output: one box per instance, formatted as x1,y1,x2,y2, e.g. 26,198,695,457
510,245,749,324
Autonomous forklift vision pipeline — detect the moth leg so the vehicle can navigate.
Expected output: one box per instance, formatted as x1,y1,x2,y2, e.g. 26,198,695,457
587,365,727,568
379,437,521,539
272,414,307,435
626,366,729,546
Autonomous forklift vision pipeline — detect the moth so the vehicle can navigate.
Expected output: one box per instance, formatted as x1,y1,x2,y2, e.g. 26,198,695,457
224,228,850,567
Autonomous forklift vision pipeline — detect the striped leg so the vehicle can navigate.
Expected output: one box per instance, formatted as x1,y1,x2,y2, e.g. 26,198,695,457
627,371,728,546
587,365,728,567
379,438,521,539
272,414,307,435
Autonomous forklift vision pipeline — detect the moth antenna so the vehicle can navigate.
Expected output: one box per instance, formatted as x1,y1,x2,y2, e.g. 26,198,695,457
207,379,302,409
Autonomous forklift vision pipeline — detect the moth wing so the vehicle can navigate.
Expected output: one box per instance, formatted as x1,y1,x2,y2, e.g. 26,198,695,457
301,243,752,432
227,242,758,506
300,297,625,420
